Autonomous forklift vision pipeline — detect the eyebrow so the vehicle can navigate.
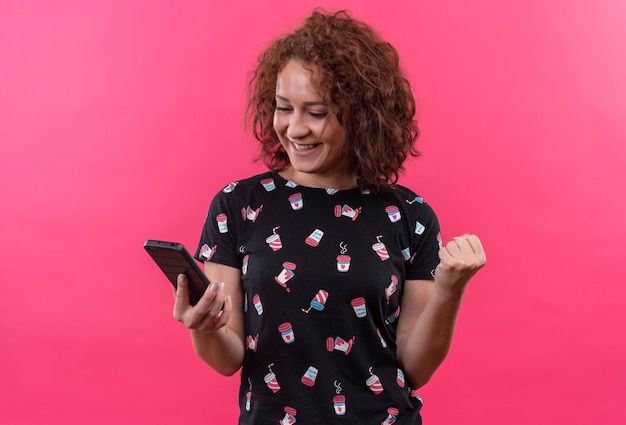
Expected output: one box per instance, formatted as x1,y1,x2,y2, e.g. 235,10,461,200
275,94,326,106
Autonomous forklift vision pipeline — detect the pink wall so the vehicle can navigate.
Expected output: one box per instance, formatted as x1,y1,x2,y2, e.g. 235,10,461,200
1,0,625,423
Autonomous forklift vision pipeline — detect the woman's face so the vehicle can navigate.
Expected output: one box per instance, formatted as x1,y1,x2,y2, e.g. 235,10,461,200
273,59,353,189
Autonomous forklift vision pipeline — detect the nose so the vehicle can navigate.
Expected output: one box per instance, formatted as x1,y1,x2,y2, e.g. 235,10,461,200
286,112,310,141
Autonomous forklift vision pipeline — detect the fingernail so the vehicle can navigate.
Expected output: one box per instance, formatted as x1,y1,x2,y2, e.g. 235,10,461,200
209,282,218,292
218,282,225,293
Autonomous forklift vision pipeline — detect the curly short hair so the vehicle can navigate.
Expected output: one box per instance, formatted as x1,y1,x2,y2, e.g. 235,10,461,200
247,9,419,192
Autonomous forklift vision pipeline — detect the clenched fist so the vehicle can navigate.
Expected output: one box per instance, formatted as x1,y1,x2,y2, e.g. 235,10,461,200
435,234,486,295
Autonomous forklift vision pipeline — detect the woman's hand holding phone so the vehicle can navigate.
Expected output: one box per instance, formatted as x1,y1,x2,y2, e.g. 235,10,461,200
173,274,232,335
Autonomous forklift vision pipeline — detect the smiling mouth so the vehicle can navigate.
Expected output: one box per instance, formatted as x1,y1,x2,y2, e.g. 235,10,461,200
292,142,321,152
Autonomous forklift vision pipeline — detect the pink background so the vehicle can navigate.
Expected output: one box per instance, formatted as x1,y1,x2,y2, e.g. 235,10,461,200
1,0,625,423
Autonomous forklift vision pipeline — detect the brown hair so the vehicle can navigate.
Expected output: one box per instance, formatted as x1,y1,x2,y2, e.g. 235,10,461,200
247,9,419,192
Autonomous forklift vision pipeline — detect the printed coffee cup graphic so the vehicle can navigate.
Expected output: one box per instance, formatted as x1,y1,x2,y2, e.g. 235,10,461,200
385,275,399,301
242,254,249,275
300,366,319,387
401,247,411,261
366,367,384,394
222,181,238,193
377,328,388,348
381,407,399,425
278,322,296,344
266,227,282,251
385,205,401,222
274,262,297,292
246,334,258,352
245,391,251,411
302,290,329,313
326,336,355,355
333,395,346,415
336,254,351,272
252,294,263,315
289,193,303,210
396,368,406,387
264,364,280,393
305,228,324,247
216,213,228,233
279,407,297,425
334,204,361,221
260,178,276,191
199,243,216,261
415,220,425,235
351,297,367,318
372,235,389,261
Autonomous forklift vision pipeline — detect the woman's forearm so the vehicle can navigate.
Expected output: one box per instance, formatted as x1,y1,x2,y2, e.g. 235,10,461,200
190,326,245,376
396,286,464,389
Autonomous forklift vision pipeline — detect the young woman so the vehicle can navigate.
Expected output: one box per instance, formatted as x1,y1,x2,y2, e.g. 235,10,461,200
173,9,486,425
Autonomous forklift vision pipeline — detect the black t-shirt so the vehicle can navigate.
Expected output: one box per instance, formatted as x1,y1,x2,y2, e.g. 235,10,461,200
195,171,441,425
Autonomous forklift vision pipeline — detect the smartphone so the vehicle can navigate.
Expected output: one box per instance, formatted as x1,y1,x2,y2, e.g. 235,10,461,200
144,239,210,305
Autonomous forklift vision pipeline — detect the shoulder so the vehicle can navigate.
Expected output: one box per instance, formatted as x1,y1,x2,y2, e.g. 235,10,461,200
215,171,275,194
210,171,278,201
386,184,439,221
379,184,433,208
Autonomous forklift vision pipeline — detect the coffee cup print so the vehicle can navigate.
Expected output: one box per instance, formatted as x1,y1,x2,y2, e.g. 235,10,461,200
333,395,346,416
289,193,303,210
377,328,388,348
305,228,324,247
266,227,283,251
242,254,249,275
336,255,351,272
386,307,400,324
245,391,251,412
406,195,424,204
414,220,425,235
382,407,399,425
386,205,401,223
396,368,406,388
285,180,297,188
216,213,228,233
366,367,384,395
385,275,398,301
326,336,355,355
260,177,276,192
223,181,238,193
410,389,423,406
302,289,329,313
246,334,258,352
280,407,297,425
199,243,217,261
401,247,411,262
334,204,361,221
372,235,389,261
278,322,296,344
300,366,319,387
351,297,367,318
274,262,297,292
264,364,280,393
242,205,263,222
252,294,263,315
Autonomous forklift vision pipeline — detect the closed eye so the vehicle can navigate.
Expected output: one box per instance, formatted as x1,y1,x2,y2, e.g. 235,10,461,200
309,111,328,119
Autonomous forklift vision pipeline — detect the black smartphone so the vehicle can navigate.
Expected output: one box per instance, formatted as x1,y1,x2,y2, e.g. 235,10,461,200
144,239,210,305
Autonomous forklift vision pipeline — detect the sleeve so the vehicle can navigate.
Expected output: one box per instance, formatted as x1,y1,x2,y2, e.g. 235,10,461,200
193,186,243,269
404,199,442,281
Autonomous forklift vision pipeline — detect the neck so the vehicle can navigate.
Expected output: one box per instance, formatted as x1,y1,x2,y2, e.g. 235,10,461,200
279,167,357,190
